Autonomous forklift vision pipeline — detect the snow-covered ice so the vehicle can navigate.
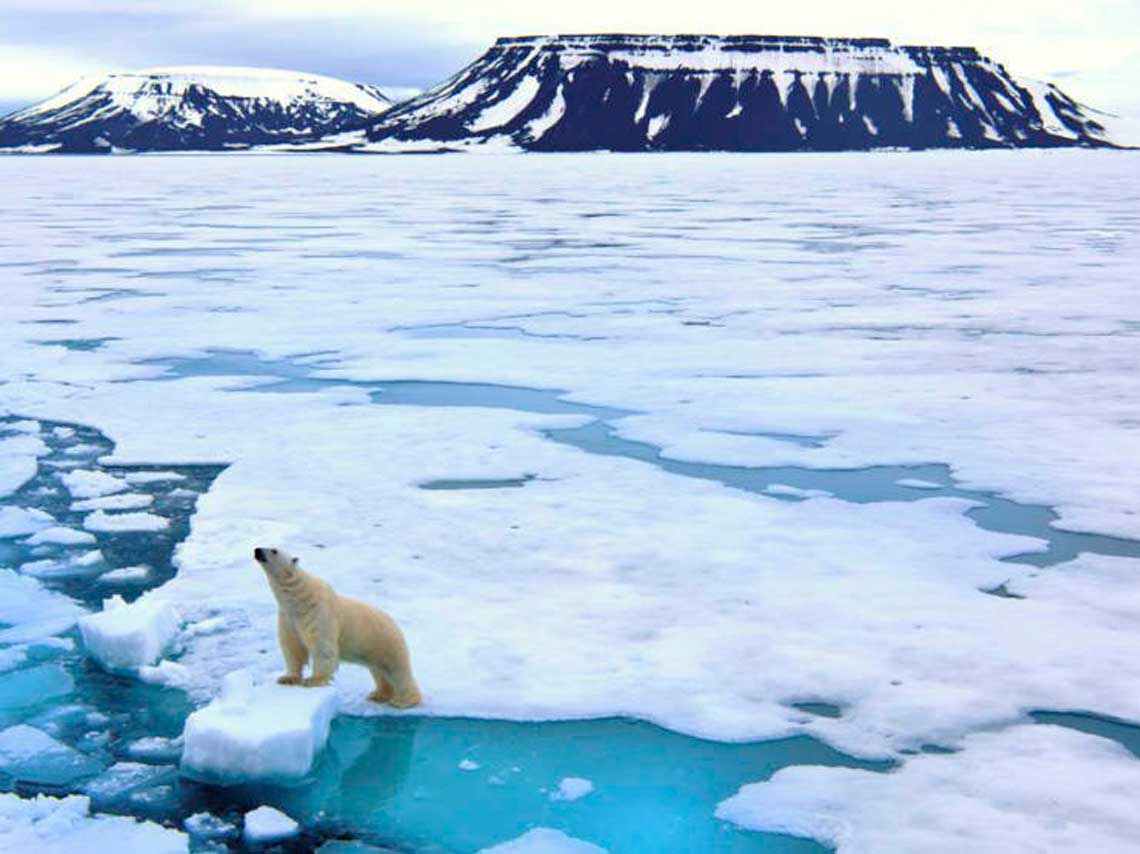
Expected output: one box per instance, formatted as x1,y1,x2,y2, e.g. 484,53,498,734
717,725,1140,853
183,810,238,840
242,805,300,843
2,152,1140,851
97,564,151,585
0,725,103,786
0,569,82,643
480,828,607,853
77,594,181,671
181,672,337,782
550,777,595,801
83,509,168,532
25,525,97,546
0,793,187,853
60,469,128,499
71,492,154,511
0,505,54,537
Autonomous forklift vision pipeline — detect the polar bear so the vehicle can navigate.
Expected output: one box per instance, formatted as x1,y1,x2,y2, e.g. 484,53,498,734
253,546,421,708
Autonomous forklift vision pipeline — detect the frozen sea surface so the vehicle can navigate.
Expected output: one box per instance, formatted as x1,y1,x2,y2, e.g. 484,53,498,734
1,151,1140,853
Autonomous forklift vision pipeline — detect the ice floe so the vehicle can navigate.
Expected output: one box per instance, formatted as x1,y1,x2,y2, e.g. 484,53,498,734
0,793,187,853
480,828,607,853
717,724,1140,854
242,805,300,843
0,725,103,786
77,594,181,671
83,510,169,532
181,672,337,782
550,776,595,801
60,469,128,499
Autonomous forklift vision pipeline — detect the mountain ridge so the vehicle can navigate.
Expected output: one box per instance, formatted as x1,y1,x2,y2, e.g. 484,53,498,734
361,34,1118,152
0,66,392,153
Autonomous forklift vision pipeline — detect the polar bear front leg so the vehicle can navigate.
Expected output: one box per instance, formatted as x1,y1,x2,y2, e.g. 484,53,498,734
301,619,339,687
277,613,308,685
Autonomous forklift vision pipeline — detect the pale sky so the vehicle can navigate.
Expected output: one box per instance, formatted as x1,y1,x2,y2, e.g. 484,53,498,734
2,0,1138,120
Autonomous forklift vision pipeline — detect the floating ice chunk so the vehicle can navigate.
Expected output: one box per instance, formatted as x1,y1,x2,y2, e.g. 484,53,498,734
84,510,169,532
20,551,103,579
716,725,1140,854
61,469,128,498
897,478,942,489
125,470,186,484
0,647,28,672
0,569,83,643
479,828,607,853
0,792,187,853
82,762,177,806
25,525,97,546
78,594,181,671
764,484,833,499
71,493,154,512
0,506,54,537
0,433,47,497
243,806,299,843
184,811,238,841
0,664,73,712
98,565,151,585
0,725,103,786
126,735,184,763
458,758,481,771
181,674,337,783
139,659,193,689
550,776,595,802
52,426,76,439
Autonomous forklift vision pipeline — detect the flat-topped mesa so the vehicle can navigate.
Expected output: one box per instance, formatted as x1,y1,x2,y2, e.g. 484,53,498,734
366,34,1116,151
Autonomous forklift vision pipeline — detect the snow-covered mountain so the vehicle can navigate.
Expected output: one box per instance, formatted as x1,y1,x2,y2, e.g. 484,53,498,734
364,35,1119,151
0,67,392,153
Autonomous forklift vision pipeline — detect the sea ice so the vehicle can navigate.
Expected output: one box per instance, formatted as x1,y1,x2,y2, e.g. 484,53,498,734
0,793,187,853
82,761,177,805
0,725,103,786
125,735,183,763
550,777,594,802
83,510,169,532
77,594,181,671
184,811,238,840
25,525,97,546
97,564,151,585
242,805,299,843
71,492,154,511
479,828,607,853
0,506,53,537
0,569,82,643
60,469,128,499
717,725,1140,854
124,471,186,484
181,673,337,782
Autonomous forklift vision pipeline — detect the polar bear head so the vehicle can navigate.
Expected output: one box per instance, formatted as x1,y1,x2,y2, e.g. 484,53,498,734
253,546,298,579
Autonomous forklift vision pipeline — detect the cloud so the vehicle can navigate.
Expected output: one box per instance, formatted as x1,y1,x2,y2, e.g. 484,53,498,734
0,0,1137,116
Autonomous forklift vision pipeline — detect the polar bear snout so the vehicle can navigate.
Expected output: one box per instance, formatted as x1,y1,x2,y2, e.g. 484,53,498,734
253,546,297,576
